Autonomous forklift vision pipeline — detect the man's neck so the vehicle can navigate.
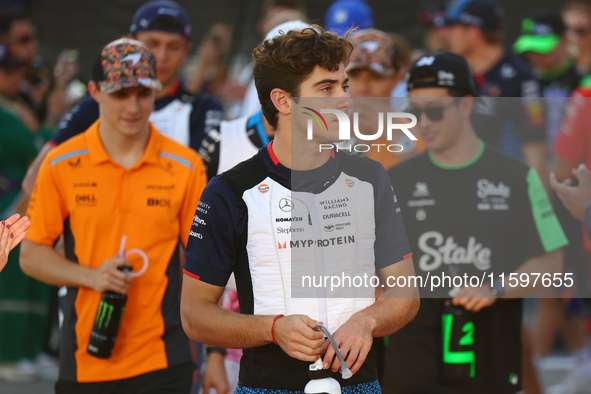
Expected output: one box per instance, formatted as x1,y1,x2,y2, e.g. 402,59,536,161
536,58,573,81
271,124,332,171
155,78,178,100
464,43,505,75
98,121,151,169
262,115,275,138
430,125,482,168
576,50,591,73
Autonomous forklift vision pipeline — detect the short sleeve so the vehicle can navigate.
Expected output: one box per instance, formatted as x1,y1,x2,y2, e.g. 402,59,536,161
521,168,568,261
554,90,591,166
374,163,412,269
25,156,68,246
183,176,245,287
51,96,99,145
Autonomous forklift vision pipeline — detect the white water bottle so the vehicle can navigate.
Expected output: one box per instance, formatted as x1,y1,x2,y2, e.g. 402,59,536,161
304,359,342,394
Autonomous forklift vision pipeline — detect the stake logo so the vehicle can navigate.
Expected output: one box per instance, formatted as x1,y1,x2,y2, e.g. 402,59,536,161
303,107,418,153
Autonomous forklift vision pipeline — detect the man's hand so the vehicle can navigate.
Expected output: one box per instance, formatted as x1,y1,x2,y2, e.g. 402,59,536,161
273,315,328,362
452,285,496,312
550,164,591,221
0,214,31,272
202,352,230,394
322,314,373,375
91,257,132,294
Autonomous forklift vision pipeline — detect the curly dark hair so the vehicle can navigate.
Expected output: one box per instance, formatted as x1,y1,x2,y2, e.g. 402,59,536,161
252,25,353,129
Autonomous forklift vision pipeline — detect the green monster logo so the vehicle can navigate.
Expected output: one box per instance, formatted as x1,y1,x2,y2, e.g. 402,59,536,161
95,301,115,329
442,314,475,378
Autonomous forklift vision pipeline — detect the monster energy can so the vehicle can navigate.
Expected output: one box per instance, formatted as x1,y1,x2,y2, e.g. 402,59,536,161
87,267,130,358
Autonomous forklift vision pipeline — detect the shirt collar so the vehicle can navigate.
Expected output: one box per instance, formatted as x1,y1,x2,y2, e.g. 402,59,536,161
86,120,163,168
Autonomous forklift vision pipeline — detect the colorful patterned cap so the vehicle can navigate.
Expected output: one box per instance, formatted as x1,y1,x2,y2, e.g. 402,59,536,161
92,38,162,94
347,29,396,77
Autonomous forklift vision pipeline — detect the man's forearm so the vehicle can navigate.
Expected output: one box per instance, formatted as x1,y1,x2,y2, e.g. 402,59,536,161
351,292,419,338
20,239,95,288
181,298,275,348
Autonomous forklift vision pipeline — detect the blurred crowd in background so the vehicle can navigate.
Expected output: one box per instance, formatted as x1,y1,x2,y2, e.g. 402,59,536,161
1,0,591,393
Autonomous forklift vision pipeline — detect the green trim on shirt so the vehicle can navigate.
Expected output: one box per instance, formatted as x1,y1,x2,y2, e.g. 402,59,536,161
428,140,485,170
526,168,569,252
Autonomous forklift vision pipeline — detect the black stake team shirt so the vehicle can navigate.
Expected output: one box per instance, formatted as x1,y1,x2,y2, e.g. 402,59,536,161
384,142,567,394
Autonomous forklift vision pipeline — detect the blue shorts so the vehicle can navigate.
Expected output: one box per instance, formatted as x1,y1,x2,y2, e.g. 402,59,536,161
234,379,381,394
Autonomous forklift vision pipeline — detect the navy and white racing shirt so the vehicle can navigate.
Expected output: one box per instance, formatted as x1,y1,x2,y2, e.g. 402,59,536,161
184,142,412,390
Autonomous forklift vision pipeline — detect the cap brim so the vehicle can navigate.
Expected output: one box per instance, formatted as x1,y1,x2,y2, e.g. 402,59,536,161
346,61,395,78
513,35,560,54
99,78,162,94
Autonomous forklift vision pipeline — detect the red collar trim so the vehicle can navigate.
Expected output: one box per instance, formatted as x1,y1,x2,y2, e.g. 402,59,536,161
268,141,280,165
168,80,180,97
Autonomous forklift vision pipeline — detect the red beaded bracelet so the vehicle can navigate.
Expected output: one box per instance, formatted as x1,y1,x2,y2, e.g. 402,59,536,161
271,314,285,345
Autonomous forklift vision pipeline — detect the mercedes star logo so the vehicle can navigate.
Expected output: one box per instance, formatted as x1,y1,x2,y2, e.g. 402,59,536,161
279,198,294,212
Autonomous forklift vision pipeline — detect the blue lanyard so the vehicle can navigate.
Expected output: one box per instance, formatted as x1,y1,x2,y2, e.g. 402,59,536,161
247,110,270,146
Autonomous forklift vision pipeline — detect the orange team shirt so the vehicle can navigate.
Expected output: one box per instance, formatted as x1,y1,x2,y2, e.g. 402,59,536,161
26,120,207,382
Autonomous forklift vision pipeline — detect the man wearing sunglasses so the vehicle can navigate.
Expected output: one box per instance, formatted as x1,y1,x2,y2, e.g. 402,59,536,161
440,0,548,193
382,51,567,394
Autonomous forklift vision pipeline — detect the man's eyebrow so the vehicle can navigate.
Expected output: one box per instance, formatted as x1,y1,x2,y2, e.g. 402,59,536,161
313,78,350,87
313,79,338,87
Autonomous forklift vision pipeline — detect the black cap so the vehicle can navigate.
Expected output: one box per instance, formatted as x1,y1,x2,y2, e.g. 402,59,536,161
129,0,191,38
407,50,479,96
444,0,503,30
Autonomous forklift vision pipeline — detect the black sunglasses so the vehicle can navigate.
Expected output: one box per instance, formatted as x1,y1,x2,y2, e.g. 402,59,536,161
404,100,459,122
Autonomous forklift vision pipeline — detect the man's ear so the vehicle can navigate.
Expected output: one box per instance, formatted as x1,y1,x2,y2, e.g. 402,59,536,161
459,96,475,118
88,81,100,104
270,88,291,116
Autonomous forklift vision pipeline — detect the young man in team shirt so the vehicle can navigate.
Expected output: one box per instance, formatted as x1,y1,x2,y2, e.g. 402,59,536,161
21,0,223,195
19,39,207,394
382,51,567,394
180,26,419,394
440,0,548,190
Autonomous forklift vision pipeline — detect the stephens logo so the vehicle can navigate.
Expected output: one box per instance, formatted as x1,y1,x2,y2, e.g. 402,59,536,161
258,184,269,193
